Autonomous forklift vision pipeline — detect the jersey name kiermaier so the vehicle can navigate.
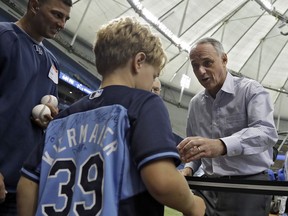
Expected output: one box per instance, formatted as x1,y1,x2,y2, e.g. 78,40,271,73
37,105,131,216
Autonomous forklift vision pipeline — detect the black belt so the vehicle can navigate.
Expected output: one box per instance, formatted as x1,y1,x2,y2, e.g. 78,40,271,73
204,171,267,179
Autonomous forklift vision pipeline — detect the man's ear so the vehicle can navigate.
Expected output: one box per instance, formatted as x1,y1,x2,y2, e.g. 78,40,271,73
29,0,40,14
222,53,228,65
133,52,146,74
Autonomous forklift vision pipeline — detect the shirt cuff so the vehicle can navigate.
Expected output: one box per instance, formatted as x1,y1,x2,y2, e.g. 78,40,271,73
221,136,242,156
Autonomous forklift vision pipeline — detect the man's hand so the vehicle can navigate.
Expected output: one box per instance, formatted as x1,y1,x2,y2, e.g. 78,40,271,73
179,167,193,176
31,103,59,129
177,136,227,162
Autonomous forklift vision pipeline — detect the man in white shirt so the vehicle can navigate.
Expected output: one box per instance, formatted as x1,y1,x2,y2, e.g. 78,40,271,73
178,37,278,216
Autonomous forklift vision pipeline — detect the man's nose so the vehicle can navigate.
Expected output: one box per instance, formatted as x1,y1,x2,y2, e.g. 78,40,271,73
198,65,206,74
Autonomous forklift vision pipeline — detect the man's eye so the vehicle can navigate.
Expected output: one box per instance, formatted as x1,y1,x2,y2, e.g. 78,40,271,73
192,64,199,70
203,61,213,67
52,12,63,19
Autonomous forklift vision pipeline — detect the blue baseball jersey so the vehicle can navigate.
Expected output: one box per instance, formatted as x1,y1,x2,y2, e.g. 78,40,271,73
22,86,181,216
0,22,58,192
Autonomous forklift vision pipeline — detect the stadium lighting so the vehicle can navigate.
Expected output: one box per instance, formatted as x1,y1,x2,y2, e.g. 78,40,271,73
180,74,191,89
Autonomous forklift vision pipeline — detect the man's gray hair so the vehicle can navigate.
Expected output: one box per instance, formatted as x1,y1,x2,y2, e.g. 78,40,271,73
191,37,225,56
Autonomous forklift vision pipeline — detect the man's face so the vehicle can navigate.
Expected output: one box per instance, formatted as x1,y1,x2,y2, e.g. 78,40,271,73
34,0,71,39
151,79,161,95
190,43,227,97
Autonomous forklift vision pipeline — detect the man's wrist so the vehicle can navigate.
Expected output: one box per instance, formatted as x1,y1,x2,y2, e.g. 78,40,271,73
219,139,227,155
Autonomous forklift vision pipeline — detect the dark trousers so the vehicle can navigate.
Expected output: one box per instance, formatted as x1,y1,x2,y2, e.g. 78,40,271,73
0,193,17,216
194,172,272,216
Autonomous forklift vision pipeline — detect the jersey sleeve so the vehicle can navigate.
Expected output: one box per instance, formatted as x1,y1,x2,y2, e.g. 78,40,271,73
130,96,181,169
20,136,45,183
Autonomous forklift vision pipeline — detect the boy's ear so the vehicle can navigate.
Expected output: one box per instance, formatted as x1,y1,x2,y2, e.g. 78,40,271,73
133,52,146,73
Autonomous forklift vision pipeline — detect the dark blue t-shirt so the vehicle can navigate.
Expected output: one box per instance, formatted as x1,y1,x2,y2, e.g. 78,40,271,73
0,22,58,192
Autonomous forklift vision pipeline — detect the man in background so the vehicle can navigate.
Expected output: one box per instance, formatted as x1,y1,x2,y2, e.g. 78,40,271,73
0,0,71,214
151,77,162,95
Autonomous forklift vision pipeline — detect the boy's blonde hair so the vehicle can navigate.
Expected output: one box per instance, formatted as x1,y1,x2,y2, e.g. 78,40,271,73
94,17,167,75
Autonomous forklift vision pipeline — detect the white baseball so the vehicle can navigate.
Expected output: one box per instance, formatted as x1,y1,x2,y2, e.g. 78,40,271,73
32,104,51,123
41,95,58,107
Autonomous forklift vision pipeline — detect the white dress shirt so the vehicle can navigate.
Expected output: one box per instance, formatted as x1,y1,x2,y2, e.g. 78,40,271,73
185,72,278,176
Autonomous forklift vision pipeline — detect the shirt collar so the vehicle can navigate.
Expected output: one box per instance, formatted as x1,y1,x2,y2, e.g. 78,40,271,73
203,71,235,98
220,71,235,95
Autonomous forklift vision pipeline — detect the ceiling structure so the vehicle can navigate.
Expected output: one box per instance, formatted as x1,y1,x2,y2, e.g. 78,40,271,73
67,0,288,121
4,0,288,123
